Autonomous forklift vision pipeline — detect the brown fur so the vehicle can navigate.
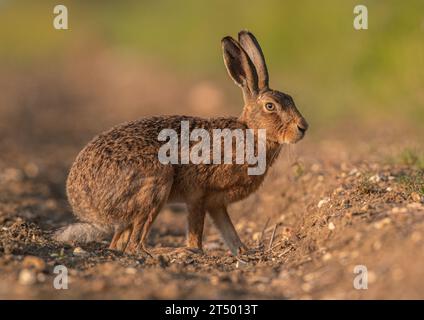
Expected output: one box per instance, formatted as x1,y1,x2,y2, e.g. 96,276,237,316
55,30,308,256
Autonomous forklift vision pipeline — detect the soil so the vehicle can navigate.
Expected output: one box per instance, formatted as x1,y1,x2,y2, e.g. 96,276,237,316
0,57,423,299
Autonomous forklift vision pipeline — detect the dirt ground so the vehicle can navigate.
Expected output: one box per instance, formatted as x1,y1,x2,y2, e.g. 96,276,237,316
0,54,423,299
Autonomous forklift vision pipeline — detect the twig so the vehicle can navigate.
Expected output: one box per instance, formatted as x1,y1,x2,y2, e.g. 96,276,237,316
277,247,292,258
268,223,279,250
265,239,285,253
259,217,270,245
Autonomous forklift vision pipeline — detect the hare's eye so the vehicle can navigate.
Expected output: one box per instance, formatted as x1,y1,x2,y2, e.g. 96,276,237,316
264,102,275,112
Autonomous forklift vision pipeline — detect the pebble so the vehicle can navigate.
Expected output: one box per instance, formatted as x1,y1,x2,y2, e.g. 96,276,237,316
125,267,137,275
322,253,332,261
360,204,370,212
210,276,220,286
37,273,47,282
301,282,312,292
73,247,88,256
411,192,422,203
24,163,39,178
1,168,23,182
373,217,391,229
311,163,321,172
334,187,345,195
22,256,46,271
407,203,423,210
349,168,358,176
236,259,248,269
369,174,381,183
303,273,317,282
354,233,362,241
318,197,330,208
18,269,37,285
391,207,408,213
328,222,336,230
372,241,382,251
350,250,359,258
252,232,262,242
410,232,422,243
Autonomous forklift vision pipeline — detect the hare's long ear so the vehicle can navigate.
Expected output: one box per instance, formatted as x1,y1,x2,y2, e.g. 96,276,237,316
238,30,269,91
222,36,259,100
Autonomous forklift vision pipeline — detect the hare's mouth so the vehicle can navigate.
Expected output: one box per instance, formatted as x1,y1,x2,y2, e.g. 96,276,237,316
280,128,306,144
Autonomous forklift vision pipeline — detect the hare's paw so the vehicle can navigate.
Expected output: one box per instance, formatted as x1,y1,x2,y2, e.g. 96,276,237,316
236,245,265,263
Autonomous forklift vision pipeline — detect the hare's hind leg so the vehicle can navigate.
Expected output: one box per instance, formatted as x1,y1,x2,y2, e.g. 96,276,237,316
124,177,173,255
109,224,132,251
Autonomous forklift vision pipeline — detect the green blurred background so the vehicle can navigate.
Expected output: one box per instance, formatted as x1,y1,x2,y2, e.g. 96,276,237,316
0,0,423,129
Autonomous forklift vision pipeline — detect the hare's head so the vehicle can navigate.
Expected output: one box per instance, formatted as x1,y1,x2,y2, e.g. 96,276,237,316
222,30,308,144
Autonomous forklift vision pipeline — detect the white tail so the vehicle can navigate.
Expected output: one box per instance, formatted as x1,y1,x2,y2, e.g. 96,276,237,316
53,223,112,243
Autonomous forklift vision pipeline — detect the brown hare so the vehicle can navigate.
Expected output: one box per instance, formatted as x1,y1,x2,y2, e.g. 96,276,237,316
54,30,308,256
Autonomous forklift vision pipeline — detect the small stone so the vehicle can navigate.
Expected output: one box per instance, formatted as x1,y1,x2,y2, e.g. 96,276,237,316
318,197,330,208
236,259,248,269
73,247,88,256
279,270,290,279
386,187,393,192
252,232,262,242
24,163,39,178
303,273,316,282
392,207,408,213
407,203,423,210
18,269,37,285
411,232,422,243
125,267,137,275
373,217,391,229
328,222,335,230
349,168,358,176
372,241,382,251
334,187,344,195
369,174,381,183
339,251,349,259
22,256,46,271
322,253,332,261
360,204,370,212
411,192,422,202
37,273,47,282
210,276,220,285
354,233,362,241
1,168,23,182
311,163,321,172
301,282,312,292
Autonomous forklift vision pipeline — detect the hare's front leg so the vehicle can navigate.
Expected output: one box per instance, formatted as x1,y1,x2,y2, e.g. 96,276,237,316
186,202,206,253
208,205,247,256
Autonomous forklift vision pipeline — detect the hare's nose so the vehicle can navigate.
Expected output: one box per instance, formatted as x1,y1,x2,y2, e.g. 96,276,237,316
297,119,309,133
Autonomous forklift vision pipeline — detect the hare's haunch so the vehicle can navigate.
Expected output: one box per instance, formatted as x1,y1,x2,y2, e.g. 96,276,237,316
54,30,308,256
